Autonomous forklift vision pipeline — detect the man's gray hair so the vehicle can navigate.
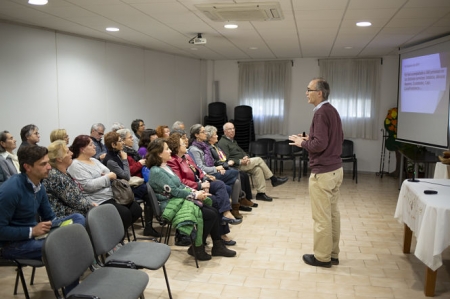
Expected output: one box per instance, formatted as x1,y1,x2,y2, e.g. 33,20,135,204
313,77,330,100
204,125,217,142
111,122,124,132
116,128,131,140
172,121,184,131
0,130,10,152
90,123,105,133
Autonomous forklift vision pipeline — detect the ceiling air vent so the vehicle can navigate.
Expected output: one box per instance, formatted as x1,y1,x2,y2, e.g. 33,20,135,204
195,2,284,22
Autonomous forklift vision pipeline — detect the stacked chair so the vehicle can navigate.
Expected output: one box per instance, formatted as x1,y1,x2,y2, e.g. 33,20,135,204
233,105,255,152
204,102,228,138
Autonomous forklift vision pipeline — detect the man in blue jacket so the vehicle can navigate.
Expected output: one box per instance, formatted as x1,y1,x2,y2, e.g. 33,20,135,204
0,145,85,260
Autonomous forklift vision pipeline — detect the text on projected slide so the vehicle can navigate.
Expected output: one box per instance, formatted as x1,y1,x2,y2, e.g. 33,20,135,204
401,53,447,114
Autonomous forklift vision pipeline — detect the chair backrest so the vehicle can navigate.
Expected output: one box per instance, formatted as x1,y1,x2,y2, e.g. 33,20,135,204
274,140,293,156
249,140,269,156
42,224,94,291
234,105,253,122
257,138,276,153
147,183,163,219
86,204,125,257
341,139,354,158
208,102,227,117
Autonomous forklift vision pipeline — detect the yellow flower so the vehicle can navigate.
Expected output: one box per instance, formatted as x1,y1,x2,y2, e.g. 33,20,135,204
391,109,397,119
385,119,391,125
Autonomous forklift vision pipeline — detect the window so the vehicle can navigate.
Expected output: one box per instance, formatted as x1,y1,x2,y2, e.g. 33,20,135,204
319,59,381,139
238,61,292,135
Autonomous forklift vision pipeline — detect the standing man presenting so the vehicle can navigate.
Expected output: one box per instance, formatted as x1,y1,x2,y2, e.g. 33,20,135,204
289,78,343,268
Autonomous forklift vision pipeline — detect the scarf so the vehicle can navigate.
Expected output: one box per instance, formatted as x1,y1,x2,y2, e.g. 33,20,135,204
191,140,215,167
123,146,141,162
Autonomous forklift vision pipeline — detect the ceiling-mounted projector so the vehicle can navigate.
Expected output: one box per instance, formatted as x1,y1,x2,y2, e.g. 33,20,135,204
189,33,207,45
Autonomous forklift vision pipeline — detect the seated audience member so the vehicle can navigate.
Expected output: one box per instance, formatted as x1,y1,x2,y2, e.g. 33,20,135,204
0,130,20,181
0,145,85,260
147,138,236,260
89,123,107,161
204,125,257,209
155,125,170,139
111,122,125,132
67,135,141,231
43,140,97,217
18,124,40,150
103,131,158,237
171,121,185,131
218,122,288,202
130,119,146,151
188,124,239,192
138,128,157,159
50,128,70,144
166,134,241,242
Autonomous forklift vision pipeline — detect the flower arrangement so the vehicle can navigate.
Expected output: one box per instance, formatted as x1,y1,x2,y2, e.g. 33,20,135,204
385,107,397,137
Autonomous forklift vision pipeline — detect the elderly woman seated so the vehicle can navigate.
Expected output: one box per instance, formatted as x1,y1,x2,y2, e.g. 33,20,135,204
103,131,159,237
0,130,20,181
43,140,97,217
67,135,142,232
204,125,258,209
147,138,236,260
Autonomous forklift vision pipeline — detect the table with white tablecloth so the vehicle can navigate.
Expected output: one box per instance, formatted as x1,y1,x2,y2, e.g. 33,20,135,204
394,179,450,296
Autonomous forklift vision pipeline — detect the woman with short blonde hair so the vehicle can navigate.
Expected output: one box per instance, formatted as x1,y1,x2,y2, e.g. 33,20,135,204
50,128,69,144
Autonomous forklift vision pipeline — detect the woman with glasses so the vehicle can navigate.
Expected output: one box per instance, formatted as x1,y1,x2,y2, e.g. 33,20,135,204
67,135,141,232
43,140,97,217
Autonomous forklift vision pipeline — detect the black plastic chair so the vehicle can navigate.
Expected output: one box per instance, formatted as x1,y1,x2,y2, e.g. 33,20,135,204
248,140,271,168
341,139,358,183
272,141,297,180
0,257,44,299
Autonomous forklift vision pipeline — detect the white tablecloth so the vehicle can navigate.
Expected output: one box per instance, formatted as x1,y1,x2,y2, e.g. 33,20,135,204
394,179,450,271
434,162,450,179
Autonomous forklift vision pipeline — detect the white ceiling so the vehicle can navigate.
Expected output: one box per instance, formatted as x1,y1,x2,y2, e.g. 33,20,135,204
1,0,449,60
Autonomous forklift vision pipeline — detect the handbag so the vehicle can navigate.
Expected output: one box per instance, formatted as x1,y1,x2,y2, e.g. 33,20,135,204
129,176,144,187
111,179,135,205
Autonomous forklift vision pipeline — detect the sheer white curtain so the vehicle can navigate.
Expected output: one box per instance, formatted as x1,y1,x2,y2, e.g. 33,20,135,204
319,59,381,140
238,61,292,135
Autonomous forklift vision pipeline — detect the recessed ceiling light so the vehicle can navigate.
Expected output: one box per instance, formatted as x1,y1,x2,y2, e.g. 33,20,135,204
249,47,258,50
106,27,119,32
224,24,238,29
356,21,372,27
344,46,353,49
28,0,48,5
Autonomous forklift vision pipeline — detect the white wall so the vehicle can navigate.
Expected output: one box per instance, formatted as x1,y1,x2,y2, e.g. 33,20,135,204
212,57,400,173
0,23,204,146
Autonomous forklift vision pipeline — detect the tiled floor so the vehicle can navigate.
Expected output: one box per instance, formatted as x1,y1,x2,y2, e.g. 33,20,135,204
2,172,450,299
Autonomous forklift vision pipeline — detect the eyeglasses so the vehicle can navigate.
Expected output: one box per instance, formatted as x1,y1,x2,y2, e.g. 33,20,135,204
225,128,235,131
96,130,104,136
139,124,145,127
307,89,319,93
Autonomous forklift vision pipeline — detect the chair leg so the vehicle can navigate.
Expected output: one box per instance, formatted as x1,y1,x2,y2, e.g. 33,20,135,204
162,266,173,299
189,235,199,269
355,159,358,184
30,266,36,285
16,266,31,299
130,224,137,241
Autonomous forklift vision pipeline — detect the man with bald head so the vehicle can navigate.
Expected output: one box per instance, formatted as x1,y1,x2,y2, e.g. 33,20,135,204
289,77,343,268
218,122,287,202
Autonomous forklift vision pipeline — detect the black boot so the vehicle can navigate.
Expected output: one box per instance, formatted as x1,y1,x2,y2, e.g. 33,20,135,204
143,205,161,237
187,245,211,261
211,240,236,257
